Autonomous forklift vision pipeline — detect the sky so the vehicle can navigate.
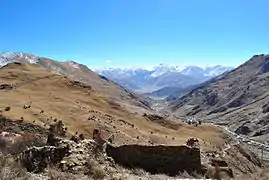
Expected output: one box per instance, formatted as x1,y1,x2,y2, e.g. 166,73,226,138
0,0,268,69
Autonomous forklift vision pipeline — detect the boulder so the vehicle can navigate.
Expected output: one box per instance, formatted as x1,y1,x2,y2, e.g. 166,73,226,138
0,84,14,90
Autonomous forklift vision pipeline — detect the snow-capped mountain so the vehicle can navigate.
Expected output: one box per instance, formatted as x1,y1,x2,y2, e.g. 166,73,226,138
0,52,39,66
0,52,96,79
204,65,234,77
96,64,234,95
0,52,234,99
150,63,180,77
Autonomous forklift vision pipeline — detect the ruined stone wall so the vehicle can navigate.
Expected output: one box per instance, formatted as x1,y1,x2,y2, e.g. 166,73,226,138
106,144,201,176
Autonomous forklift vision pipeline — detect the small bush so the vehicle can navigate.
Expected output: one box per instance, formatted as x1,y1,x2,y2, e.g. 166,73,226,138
91,167,106,179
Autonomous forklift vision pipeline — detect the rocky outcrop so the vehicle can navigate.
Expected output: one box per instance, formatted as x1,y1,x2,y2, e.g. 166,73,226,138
262,102,269,113
19,139,106,174
0,116,47,134
252,126,269,137
235,125,252,135
204,92,218,106
143,113,165,121
261,57,269,73
20,145,69,173
0,83,14,90
106,144,202,176
208,106,228,115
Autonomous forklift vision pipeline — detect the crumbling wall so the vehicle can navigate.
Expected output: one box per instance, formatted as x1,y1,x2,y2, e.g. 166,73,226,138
106,144,202,176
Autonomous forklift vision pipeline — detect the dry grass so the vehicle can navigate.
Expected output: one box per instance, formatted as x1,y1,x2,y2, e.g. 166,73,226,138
0,153,28,180
0,63,227,151
0,134,46,155
85,158,106,180
47,167,90,180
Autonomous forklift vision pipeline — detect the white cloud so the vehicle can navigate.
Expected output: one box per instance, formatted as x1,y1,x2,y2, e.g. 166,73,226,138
105,59,112,63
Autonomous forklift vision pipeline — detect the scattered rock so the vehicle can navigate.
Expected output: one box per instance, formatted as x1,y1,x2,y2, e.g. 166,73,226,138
4,107,11,111
143,114,165,121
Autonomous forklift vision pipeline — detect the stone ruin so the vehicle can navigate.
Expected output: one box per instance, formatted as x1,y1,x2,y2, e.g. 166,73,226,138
19,126,206,176
17,127,236,179
106,144,203,176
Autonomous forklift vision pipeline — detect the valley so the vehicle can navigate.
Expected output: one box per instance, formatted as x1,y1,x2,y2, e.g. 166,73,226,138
0,52,268,179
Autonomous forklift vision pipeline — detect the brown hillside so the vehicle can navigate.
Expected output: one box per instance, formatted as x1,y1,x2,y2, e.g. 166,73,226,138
0,62,265,178
0,62,223,146
170,54,269,139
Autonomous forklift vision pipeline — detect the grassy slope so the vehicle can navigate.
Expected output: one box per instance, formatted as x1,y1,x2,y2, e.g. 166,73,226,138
0,63,226,150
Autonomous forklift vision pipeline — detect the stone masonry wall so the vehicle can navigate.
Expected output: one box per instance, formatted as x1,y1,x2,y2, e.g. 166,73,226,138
106,144,202,176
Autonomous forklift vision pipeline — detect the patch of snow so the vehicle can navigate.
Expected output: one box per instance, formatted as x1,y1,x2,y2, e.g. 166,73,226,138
150,64,178,77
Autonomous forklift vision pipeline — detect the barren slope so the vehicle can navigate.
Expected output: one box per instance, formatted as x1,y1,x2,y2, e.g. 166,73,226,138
170,54,269,140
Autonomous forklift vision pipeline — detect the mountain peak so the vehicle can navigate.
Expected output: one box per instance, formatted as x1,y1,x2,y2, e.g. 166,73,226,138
0,52,39,66
95,64,234,94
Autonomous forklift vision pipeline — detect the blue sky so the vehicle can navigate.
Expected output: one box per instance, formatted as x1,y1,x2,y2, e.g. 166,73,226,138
0,0,268,68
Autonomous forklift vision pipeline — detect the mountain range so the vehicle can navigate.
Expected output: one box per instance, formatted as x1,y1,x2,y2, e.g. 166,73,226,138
96,64,234,98
0,51,267,179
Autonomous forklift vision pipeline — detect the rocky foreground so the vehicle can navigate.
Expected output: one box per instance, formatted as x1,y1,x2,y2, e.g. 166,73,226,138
0,114,268,179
